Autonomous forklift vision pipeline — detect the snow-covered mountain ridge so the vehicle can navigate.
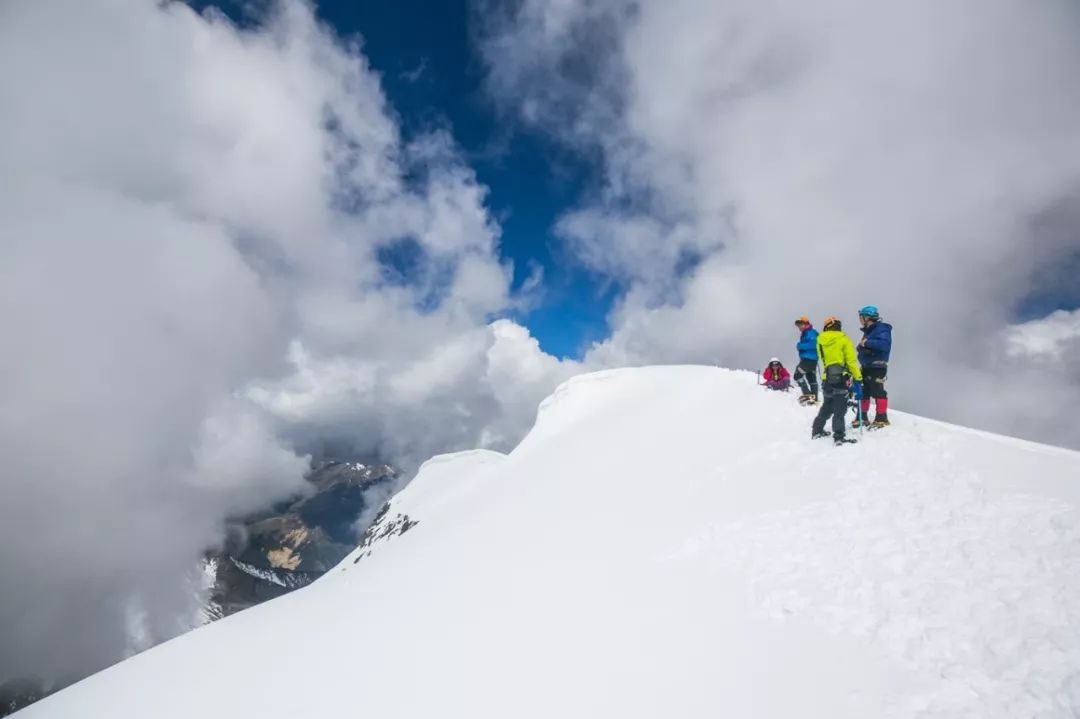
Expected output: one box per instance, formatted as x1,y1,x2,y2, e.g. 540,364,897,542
20,366,1080,718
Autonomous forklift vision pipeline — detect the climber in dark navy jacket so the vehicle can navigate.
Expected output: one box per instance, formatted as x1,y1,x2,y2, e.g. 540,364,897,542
854,305,893,428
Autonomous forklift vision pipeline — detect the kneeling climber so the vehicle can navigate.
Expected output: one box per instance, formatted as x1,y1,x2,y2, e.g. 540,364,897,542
762,358,791,391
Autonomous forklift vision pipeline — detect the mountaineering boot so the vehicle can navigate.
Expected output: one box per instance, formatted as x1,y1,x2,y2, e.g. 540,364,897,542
799,394,818,406
851,417,865,429
871,399,889,428
811,430,830,440
870,415,890,429
834,434,857,445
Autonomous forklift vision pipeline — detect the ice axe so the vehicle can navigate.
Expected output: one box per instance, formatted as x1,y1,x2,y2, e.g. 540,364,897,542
849,380,865,438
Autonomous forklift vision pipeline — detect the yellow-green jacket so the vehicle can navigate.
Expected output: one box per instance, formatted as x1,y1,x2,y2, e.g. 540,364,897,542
817,329,862,382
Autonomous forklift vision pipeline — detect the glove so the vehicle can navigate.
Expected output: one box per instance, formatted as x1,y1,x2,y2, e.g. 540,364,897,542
851,381,863,400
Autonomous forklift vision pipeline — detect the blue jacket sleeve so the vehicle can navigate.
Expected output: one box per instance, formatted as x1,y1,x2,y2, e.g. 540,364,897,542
797,329,818,356
863,324,891,353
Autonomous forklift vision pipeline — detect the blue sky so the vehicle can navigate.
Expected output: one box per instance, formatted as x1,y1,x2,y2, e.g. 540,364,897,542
186,1,1080,358
191,0,613,358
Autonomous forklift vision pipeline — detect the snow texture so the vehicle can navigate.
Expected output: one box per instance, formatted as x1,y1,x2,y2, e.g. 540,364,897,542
19,367,1080,719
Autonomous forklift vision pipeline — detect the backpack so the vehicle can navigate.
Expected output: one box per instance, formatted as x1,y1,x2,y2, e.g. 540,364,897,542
823,364,850,393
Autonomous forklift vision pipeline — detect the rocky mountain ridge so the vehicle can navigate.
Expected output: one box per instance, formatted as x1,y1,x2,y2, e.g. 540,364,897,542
204,459,398,618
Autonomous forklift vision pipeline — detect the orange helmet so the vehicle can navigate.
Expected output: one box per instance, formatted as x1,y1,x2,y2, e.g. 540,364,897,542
795,315,810,325
823,315,841,330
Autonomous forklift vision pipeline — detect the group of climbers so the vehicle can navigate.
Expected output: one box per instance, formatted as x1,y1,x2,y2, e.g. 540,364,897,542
760,306,893,446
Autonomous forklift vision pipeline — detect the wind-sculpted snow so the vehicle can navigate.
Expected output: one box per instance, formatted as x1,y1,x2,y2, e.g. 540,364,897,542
674,435,1080,717
20,367,1080,719
347,449,505,564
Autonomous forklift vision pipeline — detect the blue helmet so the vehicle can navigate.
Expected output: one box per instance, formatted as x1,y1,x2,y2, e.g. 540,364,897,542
858,305,880,319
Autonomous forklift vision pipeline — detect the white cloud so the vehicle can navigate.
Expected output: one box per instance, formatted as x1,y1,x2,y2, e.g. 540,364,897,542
479,0,1080,448
0,0,574,686
248,320,579,472
1005,310,1080,362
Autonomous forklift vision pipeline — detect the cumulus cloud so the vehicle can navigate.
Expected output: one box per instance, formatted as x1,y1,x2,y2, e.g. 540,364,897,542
250,319,578,469
1006,310,1080,363
0,0,572,686
478,0,1080,448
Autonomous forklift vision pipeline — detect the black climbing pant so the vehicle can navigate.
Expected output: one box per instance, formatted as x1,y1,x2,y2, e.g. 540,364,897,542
861,365,888,399
813,371,849,438
794,359,819,398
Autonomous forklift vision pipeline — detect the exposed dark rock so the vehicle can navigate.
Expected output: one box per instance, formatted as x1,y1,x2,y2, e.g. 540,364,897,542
351,503,418,564
206,460,397,619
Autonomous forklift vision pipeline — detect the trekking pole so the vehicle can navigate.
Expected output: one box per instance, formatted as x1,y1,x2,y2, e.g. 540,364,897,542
858,386,864,439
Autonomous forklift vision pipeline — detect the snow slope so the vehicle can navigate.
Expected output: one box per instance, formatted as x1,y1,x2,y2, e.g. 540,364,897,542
20,367,1080,718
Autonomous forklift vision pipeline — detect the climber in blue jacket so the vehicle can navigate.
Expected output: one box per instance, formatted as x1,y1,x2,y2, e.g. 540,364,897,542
793,315,819,405
853,305,893,428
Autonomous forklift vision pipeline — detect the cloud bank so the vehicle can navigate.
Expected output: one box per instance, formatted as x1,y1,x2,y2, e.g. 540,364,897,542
477,0,1080,448
0,0,573,684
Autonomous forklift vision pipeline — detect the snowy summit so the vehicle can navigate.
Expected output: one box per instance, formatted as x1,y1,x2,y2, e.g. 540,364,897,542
21,367,1080,718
